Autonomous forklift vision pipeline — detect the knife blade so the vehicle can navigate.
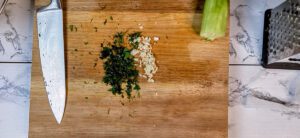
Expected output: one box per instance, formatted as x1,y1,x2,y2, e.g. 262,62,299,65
37,0,66,124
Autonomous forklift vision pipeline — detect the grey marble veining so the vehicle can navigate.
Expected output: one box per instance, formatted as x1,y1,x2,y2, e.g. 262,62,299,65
0,0,33,62
229,66,300,110
229,104,300,138
229,0,300,137
0,0,33,138
0,63,31,138
229,66,300,138
230,0,285,64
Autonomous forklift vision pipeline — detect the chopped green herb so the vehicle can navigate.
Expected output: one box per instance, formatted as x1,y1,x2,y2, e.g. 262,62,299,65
69,25,74,32
120,101,125,106
69,25,78,32
113,32,125,46
104,19,107,25
100,32,141,99
128,32,141,49
90,18,94,23
94,27,98,32
128,113,134,118
110,16,113,21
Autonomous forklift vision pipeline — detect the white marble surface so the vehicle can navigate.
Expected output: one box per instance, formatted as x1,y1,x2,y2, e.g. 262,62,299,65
0,0,33,138
229,0,300,138
230,0,285,64
0,0,34,62
0,64,31,138
229,66,300,138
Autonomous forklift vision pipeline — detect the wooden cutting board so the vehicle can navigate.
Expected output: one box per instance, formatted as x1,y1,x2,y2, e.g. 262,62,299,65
29,0,228,137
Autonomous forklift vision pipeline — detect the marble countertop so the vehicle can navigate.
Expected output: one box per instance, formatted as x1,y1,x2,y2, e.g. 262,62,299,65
1,0,300,137
0,0,33,62
0,0,33,138
229,0,300,138
0,64,31,138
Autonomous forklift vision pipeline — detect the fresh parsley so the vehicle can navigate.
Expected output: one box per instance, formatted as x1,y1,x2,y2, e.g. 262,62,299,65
100,32,141,99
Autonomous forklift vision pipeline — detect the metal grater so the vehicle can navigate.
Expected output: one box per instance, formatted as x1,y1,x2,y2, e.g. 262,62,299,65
262,0,300,70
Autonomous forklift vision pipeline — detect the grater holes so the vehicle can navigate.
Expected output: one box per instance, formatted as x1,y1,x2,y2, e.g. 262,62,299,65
295,10,298,15
293,2,299,9
265,0,300,64
275,12,279,18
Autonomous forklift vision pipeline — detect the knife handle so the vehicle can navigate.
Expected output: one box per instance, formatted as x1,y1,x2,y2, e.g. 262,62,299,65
38,0,61,12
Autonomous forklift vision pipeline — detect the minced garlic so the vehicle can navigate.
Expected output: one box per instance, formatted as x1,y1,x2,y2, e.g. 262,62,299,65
130,36,158,82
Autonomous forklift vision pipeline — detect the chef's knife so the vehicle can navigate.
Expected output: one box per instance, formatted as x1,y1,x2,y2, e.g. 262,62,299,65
37,0,66,124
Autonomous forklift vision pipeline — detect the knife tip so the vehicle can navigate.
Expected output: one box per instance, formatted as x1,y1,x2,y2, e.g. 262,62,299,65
53,104,65,124
54,111,64,124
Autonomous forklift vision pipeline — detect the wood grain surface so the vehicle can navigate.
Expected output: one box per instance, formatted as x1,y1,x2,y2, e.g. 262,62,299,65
29,0,229,137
